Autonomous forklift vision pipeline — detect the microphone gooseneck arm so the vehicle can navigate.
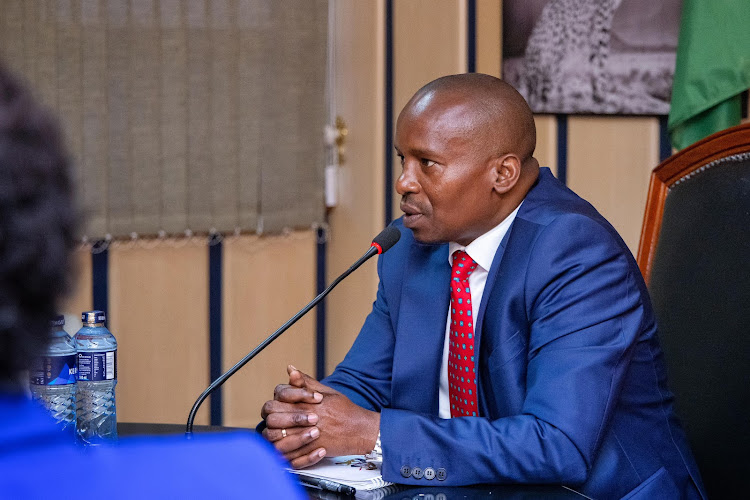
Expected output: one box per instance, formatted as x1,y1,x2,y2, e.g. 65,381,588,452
185,244,381,435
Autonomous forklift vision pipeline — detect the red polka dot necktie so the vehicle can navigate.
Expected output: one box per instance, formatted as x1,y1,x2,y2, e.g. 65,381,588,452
448,250,479,417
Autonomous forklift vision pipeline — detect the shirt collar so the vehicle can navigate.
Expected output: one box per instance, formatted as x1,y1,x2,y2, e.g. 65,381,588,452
448,202,522,271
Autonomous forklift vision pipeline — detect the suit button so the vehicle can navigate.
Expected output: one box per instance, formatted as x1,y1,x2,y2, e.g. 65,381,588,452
400,465,411,478
412,467,424,479
436,468,447,481
423,467,436,480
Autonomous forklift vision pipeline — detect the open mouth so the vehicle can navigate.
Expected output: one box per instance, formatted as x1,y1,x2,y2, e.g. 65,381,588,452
400,203,424,226
403,213,423,225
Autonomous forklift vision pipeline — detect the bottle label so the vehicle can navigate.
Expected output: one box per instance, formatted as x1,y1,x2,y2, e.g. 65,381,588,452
29,354,77,385
78,350,117,381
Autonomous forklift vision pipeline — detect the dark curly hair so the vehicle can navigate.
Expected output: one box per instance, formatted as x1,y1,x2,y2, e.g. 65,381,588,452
0,62,78,388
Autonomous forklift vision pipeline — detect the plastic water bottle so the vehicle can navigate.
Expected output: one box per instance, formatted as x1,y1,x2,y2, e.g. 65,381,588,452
29,315,77,430
75,310,118,444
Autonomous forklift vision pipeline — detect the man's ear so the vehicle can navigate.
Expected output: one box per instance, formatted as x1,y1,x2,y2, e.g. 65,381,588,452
490,154,521,194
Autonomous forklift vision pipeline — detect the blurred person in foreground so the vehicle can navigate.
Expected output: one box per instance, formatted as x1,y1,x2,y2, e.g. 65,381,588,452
261,74,706,499
0,62,305,499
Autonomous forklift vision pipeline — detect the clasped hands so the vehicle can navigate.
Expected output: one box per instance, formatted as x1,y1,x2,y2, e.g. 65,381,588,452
261,365,380,469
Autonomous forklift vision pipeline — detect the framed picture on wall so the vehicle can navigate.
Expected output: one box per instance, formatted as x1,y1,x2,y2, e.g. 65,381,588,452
502,0,682,115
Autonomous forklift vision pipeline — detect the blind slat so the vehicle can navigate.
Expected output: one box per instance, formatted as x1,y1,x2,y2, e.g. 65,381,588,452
8,0,327,240
159,0,189,233
80,0,108,237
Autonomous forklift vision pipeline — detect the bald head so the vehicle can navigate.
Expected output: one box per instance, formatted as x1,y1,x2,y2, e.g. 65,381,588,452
404,73,537,165
394,74,540,245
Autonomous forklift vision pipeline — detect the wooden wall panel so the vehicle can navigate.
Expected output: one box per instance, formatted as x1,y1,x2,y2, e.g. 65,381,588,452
326,0,385,374
222,232,316,427
534,115,558,177
392,0,467,219
108,240,210,425
476,0,501,77
568,117,660,252
393,0,466,111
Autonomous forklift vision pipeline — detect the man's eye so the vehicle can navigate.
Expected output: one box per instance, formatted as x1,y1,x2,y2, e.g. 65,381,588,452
397,154,405,166
420,158,435,168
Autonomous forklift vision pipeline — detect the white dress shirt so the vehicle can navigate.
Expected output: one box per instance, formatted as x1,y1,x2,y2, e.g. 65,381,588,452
438,204,521,418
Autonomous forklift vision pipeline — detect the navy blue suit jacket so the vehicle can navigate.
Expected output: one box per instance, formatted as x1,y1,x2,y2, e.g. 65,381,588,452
323,168,705,499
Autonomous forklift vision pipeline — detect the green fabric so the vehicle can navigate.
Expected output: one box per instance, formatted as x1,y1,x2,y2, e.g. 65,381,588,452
668,0,750,150
670,95,742,153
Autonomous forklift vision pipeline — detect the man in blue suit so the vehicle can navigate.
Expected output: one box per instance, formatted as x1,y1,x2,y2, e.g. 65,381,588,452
262,74,705,498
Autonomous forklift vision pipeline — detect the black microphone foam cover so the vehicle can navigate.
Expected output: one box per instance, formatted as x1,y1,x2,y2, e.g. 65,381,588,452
371,226,401,254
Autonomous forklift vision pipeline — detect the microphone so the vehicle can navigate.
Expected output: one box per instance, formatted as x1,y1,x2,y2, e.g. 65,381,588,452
186,226,401,434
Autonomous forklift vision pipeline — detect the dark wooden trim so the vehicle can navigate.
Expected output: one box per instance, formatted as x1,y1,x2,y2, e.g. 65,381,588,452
384,0,394,226
658,116,672,163
637,123,750,283
92,241,109,315
467,0,476,73
637,177,668,282
315,225,327,380
208,235,223,426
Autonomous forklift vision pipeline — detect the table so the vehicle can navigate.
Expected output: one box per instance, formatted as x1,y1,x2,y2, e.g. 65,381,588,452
118,422,240,436
307,484,584,499
119,423,586,499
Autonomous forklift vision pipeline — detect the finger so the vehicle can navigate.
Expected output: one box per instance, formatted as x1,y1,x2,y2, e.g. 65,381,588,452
262,425,301,443
275,427,321,454
261,399,287,420
287,365,306,388
261,426,273,441
273,383,293,397
274,384,323,404
289,447,327,469
261,399,315,420
263,425,306,443
288,365,329,393
263,425,319,445
264,411,319,429
283,439,323,461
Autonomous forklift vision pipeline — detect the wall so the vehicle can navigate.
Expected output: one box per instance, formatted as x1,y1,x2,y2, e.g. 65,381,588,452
63,233,316,426
57,0,676,425
325,0,666,378
221,233,316,428
325,0,385,374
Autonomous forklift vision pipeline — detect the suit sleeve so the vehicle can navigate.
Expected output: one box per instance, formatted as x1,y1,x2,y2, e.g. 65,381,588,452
321,250,397,412
378,215,646,486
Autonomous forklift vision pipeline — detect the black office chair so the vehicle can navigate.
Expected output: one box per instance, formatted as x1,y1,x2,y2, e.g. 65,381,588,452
638,123,750,498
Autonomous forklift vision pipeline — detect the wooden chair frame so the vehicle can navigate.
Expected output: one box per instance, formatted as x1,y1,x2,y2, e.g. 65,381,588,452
637,122,750,283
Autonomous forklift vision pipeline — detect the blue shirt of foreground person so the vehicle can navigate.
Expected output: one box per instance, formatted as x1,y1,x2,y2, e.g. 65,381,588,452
0,395,304,499
0,62,304,499
261,74,706,499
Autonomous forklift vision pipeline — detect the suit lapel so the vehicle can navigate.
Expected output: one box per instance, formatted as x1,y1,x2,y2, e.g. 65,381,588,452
474,170,553,416
473,232,510,362
476,168,552,346
392,243,450,415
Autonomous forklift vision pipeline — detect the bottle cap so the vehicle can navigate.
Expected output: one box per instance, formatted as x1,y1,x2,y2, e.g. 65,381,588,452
81,310,106,324
50,315,65,327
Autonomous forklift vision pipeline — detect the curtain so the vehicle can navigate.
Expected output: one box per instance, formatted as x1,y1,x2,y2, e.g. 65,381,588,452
0,0,327,239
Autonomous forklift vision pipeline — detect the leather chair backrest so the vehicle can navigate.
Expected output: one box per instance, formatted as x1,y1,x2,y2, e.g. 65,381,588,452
638,124,750,497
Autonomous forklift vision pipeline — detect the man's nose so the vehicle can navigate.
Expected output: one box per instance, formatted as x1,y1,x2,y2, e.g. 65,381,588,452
396,161,420,196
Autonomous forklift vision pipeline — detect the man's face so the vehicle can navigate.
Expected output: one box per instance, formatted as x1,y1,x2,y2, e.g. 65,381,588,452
395,94,497,246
